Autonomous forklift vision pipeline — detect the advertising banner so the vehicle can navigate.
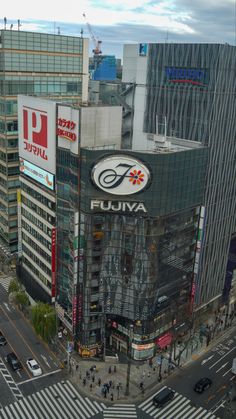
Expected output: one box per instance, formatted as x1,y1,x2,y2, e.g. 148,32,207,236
18,95,56,174
51,227,56,301
19,158,54,191
57,106,80,155
17,189,22,257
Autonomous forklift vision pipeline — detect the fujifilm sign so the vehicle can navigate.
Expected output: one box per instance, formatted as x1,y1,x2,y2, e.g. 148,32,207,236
90,199,147,213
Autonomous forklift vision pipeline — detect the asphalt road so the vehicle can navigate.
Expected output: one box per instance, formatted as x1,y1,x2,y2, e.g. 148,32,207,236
0,281,63,406
162,326,236,418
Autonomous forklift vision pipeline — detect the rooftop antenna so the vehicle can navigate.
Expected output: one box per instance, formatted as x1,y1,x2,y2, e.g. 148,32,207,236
17,19,22,30
80,28,83,38
4,17,7,30
10,24,13,30
57,27,60,35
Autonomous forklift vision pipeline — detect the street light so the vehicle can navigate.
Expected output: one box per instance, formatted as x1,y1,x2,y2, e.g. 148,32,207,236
125,324,134,396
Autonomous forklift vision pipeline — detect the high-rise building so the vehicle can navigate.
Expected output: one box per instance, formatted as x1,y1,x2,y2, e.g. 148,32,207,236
122,43,236,314
0,29,89,253
17,96,207,358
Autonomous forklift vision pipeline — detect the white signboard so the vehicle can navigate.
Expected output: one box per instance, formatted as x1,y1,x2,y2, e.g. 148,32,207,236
91,155,150,196
18,95,56,174
57,106,80,155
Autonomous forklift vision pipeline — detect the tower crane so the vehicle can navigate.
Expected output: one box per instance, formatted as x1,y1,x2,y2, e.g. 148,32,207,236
83,13,102,55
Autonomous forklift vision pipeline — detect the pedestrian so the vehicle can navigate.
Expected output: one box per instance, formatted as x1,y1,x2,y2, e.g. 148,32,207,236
76,364,79,372
142,371,146,379
104,389,107,398
92,375,95,383
114,365,117,373
83,378,86,386
90,383,93,391
98,377,101,386
109,380,113,388
139,381,143,389
111,393,114,402
106,383,110,394
147,372,150,378
108,366,111,374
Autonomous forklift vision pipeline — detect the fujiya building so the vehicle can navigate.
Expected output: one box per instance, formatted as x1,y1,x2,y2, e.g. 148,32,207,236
17,95,208,360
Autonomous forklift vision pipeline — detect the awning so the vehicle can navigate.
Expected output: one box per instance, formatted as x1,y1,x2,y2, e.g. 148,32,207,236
155,332,173,349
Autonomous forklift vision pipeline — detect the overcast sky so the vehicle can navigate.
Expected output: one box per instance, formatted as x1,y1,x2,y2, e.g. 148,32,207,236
2,0,236,58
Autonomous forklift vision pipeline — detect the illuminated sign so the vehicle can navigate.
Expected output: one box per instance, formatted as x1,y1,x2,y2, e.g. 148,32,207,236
57,106,80,155
57,118,76,142
51,227,56,301
165,67,208,86
91,155,150,195
90,199,147,213
20,158,54,190
18,96,56,173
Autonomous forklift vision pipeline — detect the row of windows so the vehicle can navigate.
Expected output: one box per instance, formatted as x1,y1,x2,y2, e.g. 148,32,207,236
22,255,51,289
2,31,83,54
22,232,51,264
22,220,51,250
0,100,17,115
0,81,82,95
22,244,51,276
0,150,18,162
0,120,18,134
0,138,18,149
21,195,55,224
21,182,55,210
22,207,51,236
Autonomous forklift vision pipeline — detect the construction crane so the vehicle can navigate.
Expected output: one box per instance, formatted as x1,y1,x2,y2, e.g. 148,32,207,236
83,13,102,55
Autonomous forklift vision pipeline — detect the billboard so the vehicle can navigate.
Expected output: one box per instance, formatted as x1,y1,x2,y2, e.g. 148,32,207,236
19,158,54,191
18,95,56,174
57,105,80,155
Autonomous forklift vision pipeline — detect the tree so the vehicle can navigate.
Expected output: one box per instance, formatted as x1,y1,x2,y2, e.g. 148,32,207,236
8,279,21,294
13,291,29,309
31,302,57,342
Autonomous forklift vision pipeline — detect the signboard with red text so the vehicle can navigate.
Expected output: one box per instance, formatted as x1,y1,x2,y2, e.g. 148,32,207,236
51,227,56,301
18,95,56,174
57,106,80,155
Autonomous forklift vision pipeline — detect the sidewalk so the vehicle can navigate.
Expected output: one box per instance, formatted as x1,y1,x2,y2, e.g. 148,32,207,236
66,318,236,404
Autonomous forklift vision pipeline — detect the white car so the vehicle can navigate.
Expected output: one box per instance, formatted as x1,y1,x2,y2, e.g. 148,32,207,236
26,358,42,377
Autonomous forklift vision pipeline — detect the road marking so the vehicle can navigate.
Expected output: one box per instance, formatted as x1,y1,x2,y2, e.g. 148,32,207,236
209,345,236,369
40,354,51,368
201,355,215,365
18,368,62,385
223,367,232,376
216,362,228,373
3,302,11,312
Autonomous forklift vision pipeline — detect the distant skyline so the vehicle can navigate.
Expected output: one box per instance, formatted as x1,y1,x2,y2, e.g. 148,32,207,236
2,0,236,58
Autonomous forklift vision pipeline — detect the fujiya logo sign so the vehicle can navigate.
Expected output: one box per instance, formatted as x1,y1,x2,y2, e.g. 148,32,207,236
91,155,150,195
91,199,147,213
23,106,48,161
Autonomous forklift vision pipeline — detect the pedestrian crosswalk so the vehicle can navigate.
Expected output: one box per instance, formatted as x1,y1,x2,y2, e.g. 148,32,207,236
138,386,219,419
0,357,23,401
0,275,12,292
0,380,106,419
103,403,137,418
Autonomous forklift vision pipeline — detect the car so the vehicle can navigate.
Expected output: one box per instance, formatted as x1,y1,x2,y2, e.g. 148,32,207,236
0,332,7,346
6,352,22,371
26,358,42,377
153,387,175,408
194,377,212,393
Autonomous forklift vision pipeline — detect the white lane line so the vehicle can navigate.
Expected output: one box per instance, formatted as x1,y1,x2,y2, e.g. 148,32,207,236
18,368,62,385
215,362,228,373
209,346,236,369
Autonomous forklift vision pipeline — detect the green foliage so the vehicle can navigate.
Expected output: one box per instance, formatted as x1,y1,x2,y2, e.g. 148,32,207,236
14,291,30,307
31,302,57,342
8,279,21,294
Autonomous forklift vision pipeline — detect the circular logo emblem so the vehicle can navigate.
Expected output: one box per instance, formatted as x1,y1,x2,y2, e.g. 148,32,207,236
91,155,150,195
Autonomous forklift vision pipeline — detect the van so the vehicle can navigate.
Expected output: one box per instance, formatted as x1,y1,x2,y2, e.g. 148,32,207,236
153,387,175,408
7,352,22,371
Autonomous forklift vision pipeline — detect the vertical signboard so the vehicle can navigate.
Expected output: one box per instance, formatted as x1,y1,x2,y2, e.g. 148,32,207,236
193,206,206,305
51,227,56,302
18,95,56,174
17,189,22,257
57,106,80,155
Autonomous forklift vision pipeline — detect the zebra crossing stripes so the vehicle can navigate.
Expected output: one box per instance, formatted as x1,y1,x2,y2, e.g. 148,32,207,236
0,380,105,419
0,357,23,401
103,403,137,418
138,386,218,419
0,276,12,292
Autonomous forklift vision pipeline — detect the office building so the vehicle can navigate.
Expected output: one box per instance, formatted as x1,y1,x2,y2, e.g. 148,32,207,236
122,42,236,313
0,29,89,253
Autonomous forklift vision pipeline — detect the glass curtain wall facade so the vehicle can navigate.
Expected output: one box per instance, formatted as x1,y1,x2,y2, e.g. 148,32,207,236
143,43,236,307
0,29,87,252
